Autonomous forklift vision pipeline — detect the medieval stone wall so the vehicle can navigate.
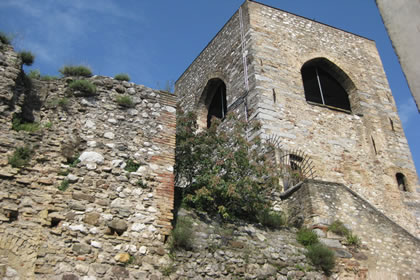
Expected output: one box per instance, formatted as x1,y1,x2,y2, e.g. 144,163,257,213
175,1,256,124
287,180,420,279
246,1,420,237
0,45,176,279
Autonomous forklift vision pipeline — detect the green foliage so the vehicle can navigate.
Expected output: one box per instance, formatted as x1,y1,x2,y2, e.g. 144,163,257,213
346,233,361,247
161,263,176,276
28,69,41,79
116,95,134,108
49,97,69,109
257,208,285,229
328,220,350,236
297,228,319,246
305,243,335,275
124,159,140,172
60,65,92,77
114,73,130,81
68,80,96,96
170,216,194,251
136,179,147,188
58,179,69,191
68,157,80,168
40,75,58,81
19,51,35,66
12,115,40,132
0,32,11,45
175,110,279,221
8,146,33,168
44,122,53,129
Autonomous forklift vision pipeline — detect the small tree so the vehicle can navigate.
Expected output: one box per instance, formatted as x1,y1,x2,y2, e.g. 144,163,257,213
175,110,279,221
19,51,35,66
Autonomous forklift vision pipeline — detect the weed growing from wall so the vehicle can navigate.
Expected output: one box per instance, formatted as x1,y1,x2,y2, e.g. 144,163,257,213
8,146,33,168
68,80,96,96
170,216,194,251
0,31,12,45
114,73,130,82
116,95,134,108
60,65,92,77
12,115,40,132
124,159,140,172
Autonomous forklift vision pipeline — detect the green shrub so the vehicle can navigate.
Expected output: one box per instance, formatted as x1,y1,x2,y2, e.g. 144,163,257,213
161,263,176,276
58,179,69,191
12,115,40,132
60,65,92,77
297,228,319,246
68,156,80,168
258,208,285,229
175,111,280,221
328,220,350,236
124,159,140,172
170,216,194,251
116,95,134,108
19,51,35,66
49,97,69,109
28,69,41,79
305,243,335,275
114,73,130,82
0,32,11,45
68,80,96,96
346,233,361,247
40,75,58,81
8,146,33,168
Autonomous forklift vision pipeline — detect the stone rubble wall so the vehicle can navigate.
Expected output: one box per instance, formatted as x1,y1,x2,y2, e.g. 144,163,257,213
287,180,420,279
246,1,420,237
0,45,176,279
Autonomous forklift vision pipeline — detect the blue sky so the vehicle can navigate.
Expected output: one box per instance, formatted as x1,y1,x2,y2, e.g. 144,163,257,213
1,0,419,178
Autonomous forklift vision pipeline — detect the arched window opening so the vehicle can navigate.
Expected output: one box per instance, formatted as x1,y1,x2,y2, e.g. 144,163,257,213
197,78,227,129
301,58,352,112
396,173,408,191
207,82,227,128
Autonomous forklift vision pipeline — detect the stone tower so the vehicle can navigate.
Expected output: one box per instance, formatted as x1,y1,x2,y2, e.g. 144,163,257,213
176,1,419,237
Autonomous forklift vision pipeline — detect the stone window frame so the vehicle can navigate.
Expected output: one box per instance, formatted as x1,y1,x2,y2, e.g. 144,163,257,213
300,57,360,115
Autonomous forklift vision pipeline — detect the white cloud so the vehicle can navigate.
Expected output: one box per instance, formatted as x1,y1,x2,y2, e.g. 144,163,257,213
398,97,418,126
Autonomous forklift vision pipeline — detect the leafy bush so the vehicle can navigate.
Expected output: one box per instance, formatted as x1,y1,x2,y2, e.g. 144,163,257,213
12,115,40,132
170,216,194,251
297,228,319,246
258,208,285,229
8,146,33,168
114,73,130,82
175,111,279,221
60,65,92,77
124,159,140,172
116,95,134,108
0,32,11,45
328,220,350,236
305,243,335,275
19,51,35,66
28,69,41,79
346,233,361,247
58,179,69,191
68,80,96,96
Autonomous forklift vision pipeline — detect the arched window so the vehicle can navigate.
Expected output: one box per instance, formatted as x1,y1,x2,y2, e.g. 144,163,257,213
301,58,352,112
197,78,227,128
396,173,408,191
